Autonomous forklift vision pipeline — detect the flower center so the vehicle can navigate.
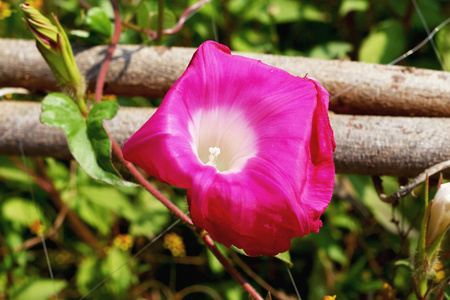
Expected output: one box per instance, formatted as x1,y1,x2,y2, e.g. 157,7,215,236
206,146,221,167
189,107,257,173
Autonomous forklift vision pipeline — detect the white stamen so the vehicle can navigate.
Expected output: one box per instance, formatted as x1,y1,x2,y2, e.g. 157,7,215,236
206,146,221,167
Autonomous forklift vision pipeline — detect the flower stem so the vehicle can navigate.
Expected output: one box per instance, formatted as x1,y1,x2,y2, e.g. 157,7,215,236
94,0,121,104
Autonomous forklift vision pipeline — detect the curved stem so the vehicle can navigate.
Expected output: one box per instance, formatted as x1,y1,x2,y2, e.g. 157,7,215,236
94,0,121,104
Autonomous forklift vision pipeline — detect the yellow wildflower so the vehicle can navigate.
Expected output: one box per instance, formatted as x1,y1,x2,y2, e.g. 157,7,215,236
434,262,446,282
113,234,133,251
163,232,186,257
29,221,45,236
0,1,12,20
324,296,336,300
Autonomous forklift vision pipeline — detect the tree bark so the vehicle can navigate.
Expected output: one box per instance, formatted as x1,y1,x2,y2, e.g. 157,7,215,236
1,101,450,177
1,38,449,117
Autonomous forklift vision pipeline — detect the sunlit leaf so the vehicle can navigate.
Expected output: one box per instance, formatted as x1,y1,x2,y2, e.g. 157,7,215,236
436,25,450,71
358,20,406,64
101,247,133,295
9,279,66,300
1,197,45,227
275,250,293,267
339,0,369,17
76,257,104,296
86,7,112,37
268,0,325,23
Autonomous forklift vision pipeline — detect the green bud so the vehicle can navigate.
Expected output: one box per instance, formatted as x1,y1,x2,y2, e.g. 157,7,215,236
412,182,450,298
21,3,86,111
426,183,450,247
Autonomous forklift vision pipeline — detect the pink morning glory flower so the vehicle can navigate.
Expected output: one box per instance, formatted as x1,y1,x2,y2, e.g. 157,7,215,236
123,41,335,256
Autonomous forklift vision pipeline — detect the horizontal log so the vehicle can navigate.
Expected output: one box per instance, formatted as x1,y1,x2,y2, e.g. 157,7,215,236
1,39,450,117
1,101,450,177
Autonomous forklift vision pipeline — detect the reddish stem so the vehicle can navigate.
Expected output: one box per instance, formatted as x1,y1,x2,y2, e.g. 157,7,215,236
162,0,212,35
111,140,193,226
94,0,121,104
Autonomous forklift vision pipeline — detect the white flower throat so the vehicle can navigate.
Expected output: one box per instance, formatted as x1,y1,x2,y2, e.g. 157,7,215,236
189,107,257,173
206,146,221,167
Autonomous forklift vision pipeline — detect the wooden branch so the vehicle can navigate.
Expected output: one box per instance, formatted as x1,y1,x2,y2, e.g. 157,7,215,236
1,39,450,117
2,101,450,177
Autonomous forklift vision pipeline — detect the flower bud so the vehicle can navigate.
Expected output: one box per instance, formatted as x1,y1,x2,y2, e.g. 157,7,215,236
426,182,450,246
20,3,86,104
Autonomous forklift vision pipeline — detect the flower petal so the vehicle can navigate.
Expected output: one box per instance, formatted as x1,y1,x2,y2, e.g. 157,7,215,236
123,41,335,256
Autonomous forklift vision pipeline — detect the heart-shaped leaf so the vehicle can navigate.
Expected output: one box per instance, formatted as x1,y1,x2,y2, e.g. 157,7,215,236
41,93,135,187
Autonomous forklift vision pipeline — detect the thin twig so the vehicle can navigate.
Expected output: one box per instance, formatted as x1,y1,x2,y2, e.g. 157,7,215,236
94,0,121,104
371,159,450,204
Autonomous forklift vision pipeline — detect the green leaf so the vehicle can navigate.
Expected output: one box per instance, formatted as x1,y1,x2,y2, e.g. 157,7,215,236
86,101,119,175
40,93,135,187
230,246,292,266
129,189,171,237
358,20,406,64
268,0,325,23
73,193,113,235
207,242,226,274
86,7,112,37
76,257,104,295
436,25,450,71
101,247,133,295
0,157,29,183
1,197,45,227
339,0,369,17
149,10,177,31
9,279,66,300
308,41,353,59
275,250,293,267
136,1,152,41
79,186,135,220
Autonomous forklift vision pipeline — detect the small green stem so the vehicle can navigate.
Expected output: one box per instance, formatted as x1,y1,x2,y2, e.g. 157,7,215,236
155,0,165,42
75,96,89,115
418,277,428,299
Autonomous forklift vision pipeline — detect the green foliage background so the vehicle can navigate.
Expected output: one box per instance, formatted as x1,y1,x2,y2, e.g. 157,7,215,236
0,0,449,299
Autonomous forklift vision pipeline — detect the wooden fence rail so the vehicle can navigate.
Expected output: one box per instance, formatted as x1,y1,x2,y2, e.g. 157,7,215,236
1,101,450,177
1,38,449,117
